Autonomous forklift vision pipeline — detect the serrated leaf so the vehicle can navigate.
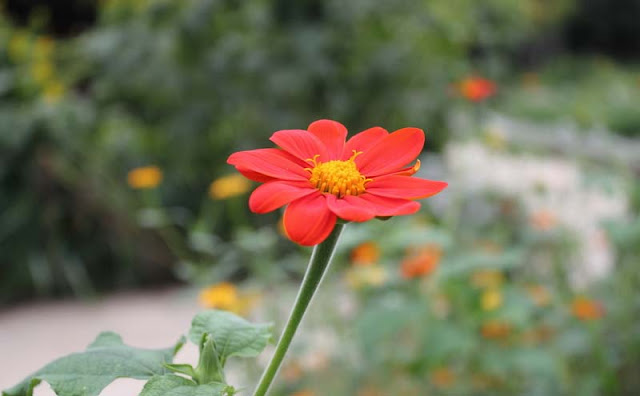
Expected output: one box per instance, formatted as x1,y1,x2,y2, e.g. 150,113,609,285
188,310,272,365
3,331,182,396
139,375,230,396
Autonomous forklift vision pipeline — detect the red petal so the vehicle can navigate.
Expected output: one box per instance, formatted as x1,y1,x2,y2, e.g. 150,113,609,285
236,167,274,183
283,193,337,246
356,127,425,177
325,195,376,222
270,129,329,163
341,127,388,160
228,148,309,181
249,181,315,213
367,175,448,199
307,119,348,160
359,193,421,216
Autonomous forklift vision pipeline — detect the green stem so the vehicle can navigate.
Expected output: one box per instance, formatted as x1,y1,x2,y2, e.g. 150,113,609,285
252,224,345,396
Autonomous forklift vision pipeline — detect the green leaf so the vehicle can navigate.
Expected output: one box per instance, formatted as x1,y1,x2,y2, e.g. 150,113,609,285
139,375,231,396
188,310,272,365
194,334,224,384
3,332,183,396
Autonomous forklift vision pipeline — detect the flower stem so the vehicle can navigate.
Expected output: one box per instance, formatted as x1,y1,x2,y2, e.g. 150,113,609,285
252,224,345,396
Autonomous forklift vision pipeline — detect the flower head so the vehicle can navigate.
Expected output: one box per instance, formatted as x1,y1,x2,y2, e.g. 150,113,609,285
571,297,605,321
227,120,447,245
430,367,455,389
481,288,503,311
127,165,163,189
400,244,441,279
481,320,511,340
457,76,497,102
350,241,380,266
198,282,257,315
209,173,251,200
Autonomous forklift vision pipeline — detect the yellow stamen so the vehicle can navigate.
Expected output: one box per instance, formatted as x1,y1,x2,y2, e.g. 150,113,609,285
306,151,370,198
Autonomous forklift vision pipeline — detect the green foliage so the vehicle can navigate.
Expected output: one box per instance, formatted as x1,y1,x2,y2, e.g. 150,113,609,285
189,310,273,365
499,58,640,136
3,332,184,396
0,0,574,302
139,375,231,396
2,310,273,396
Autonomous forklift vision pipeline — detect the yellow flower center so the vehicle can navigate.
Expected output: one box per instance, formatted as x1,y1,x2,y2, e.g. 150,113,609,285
306,151,370,197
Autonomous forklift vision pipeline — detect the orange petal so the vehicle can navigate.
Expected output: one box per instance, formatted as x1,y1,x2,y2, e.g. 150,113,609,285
367,176,448,199
325,195,376,222
307,119,348,160
359,193,421,216
270,129,329,163
356,127,425,177
249,181,315,213
283,193,337,246
227,148,308,181
341,126,388,160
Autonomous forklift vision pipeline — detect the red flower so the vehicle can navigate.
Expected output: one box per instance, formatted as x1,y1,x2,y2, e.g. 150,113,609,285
457,77,497,102
227,120,447,246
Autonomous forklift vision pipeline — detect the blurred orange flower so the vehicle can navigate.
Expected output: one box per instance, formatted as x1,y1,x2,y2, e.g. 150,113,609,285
127,166,163,189
350,241,380,266
208,173,251,200
281,361,304,383
291,390,314,396
431,367,455,389
400,244,441,279
481,320,511,340
526,284,552,307
530,209,557,231
521,325,555,345
457,76,497,102
571,297,605,321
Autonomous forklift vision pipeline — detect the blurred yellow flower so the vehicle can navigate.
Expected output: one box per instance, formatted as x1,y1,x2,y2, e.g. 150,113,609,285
8,32,30,62
400,244,441,279
208,174,251,200
345,265,387,289
199,282,239,309
481,320,511,340
31,60,54,84
481,288,503,311
350,241,380,266
571,297,604,321
33,36,55,59
430,367,455,389
526,284,552,307
471,269,504,289
198,282,258,315
42,80,65,104
127,166,163,189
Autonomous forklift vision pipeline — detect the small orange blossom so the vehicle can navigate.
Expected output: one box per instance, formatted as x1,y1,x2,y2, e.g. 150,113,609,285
127,166,163,189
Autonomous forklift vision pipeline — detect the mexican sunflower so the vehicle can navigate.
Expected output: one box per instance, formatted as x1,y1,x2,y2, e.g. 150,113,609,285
227,120,448,246
457,76,497,102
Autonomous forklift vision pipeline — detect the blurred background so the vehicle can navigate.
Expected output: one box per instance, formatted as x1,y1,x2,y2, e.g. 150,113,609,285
1,0,639,395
